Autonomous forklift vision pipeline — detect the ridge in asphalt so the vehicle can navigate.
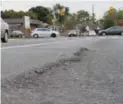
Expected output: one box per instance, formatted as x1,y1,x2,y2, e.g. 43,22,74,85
2,44,123,104
1,47,89,104
2,47,89,89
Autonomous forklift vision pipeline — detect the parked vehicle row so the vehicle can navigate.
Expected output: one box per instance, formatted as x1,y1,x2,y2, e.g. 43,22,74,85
1,18,123,43
9,28,60,38
68,26,123,37
68,29,96,37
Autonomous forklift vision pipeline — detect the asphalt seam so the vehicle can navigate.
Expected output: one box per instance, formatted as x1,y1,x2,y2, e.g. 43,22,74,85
1,36,113,50
1,40,78,50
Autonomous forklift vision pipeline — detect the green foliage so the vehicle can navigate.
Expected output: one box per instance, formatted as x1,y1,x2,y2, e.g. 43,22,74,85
117,10,123,19
1,6,54,24
53,4,69,24
103,11,114,29
63,10,90,30
104,19,114,29
103,9,123,29
64,15,77,29
1,10,37,19
26,11,37,19
29,6,53,24
76,10,90,23
46,14,53,24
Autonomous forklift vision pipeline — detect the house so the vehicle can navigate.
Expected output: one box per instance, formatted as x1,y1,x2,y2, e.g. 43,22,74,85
4,18,43,33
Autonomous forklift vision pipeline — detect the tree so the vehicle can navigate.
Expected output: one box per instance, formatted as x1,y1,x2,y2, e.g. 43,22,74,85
97,19,104,29
117,10,123,26
117,10,123,19
76,10,90,23
66,10,91,32
29,6,53,24
103,8,123,28
53,4,70,24
104,19,114,29
64,14,77,29
26,11,37,19
1,10,37,19
103,11,115,29
1,10,16,18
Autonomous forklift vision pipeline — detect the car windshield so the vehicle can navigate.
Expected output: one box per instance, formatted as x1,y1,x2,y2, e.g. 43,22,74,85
37,28,50,31
1,1,123,104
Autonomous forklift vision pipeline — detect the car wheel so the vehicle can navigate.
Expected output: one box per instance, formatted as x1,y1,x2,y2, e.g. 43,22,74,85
102,32,106,36
69,34,75,37
19,34,23,38
1,31,8,43
51,33,56,38
68,34,72,37
33,34,39,38
73,34,77,37
121,32,123,36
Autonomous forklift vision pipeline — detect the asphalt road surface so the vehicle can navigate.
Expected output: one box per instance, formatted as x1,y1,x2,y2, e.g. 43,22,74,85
1,36,105,79
1,36,123,104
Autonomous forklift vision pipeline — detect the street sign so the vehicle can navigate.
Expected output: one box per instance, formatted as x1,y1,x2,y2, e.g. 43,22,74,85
60,8,65,16
52,19,56,25
109,6,114,14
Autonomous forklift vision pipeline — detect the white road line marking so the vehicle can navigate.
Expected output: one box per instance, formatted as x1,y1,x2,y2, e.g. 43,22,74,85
110,36,119,39
1,40,76,50
1,37,108,50
85,37,93,40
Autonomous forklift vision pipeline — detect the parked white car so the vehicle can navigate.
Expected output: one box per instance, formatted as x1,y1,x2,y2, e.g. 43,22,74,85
1,18,9,43
10,30,24,38
88,30,96,36
31,28,60,38
68,30,80,37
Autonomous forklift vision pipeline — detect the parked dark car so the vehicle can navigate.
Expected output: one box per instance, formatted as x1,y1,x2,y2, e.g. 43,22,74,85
98,26,123,36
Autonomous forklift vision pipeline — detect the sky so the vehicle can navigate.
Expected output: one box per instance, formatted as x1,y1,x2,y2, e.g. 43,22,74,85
1,0,123,19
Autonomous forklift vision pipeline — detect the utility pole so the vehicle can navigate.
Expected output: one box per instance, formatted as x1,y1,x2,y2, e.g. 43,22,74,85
92,4,95,23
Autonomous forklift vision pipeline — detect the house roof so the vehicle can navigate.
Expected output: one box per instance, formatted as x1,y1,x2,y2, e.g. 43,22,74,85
4,18,43,25
4,18,23,24
30,19,43,25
